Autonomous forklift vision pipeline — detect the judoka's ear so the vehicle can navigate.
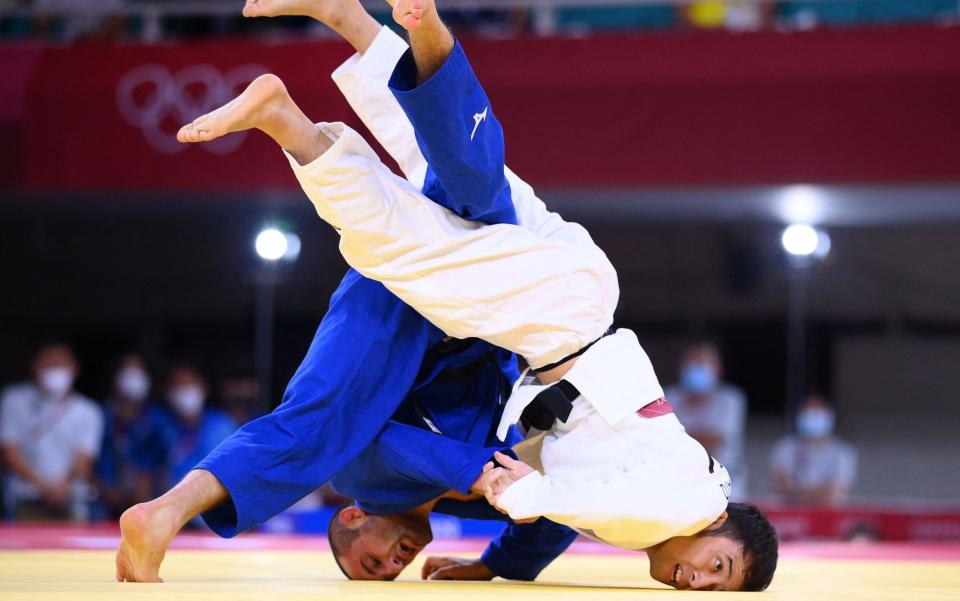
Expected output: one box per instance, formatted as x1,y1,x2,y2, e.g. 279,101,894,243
704,511,729,532
339,506,368,530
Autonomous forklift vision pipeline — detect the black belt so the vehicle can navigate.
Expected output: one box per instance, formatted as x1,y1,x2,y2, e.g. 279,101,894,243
520,379,581,431
521,328,614,431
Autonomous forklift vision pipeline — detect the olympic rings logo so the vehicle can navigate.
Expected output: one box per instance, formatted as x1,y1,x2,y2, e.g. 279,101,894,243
117,63,268,155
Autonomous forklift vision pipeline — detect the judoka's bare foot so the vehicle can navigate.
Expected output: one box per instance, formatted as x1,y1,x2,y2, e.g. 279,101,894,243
242,0,359,23
115,501,181,582
177,74,330,164
176,74,290,144
387,0,436,31
243,0,379,53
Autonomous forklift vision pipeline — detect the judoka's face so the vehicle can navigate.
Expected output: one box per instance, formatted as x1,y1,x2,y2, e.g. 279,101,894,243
647,517,747,591
334,509,433,580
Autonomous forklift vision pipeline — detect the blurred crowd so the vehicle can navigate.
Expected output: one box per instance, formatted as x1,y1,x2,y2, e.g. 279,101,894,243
1,338,858,524
665,342,857,507
0,0,955,43
0,341,252,522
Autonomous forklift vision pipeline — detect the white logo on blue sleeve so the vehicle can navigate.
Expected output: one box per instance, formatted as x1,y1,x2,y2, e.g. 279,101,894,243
471,107,488,141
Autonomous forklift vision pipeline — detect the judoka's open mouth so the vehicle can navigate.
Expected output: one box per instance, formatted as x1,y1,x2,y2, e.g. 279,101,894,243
671,563,686,589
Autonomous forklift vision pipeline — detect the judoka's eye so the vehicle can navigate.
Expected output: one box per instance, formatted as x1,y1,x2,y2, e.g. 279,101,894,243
713,558,723,572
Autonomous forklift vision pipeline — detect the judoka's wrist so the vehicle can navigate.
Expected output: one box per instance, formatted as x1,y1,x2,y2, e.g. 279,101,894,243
495,470,544,520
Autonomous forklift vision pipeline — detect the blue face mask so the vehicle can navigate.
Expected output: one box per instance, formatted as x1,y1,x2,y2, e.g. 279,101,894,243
796,408,835,438
681,362,717,394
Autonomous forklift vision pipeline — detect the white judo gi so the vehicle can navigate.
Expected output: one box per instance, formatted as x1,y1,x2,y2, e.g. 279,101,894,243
291,27,732,550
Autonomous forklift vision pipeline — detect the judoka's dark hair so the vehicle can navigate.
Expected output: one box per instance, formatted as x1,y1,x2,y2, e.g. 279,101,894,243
706,502,778,592
328,504,360,580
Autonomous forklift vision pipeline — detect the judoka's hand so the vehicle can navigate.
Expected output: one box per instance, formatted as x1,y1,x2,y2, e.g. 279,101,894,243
484,452,535,507
469,461,498,496
421,556,495,581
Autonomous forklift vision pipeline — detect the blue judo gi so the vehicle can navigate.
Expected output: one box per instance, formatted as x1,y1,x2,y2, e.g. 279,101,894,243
197,40,576,580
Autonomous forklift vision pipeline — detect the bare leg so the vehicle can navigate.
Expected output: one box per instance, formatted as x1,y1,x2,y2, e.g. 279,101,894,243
115,470,227,583
176,74,331,166
389,0,454,84
242,0,380,54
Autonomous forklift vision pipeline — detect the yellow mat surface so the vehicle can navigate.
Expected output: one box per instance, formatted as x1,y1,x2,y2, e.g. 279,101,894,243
2,549,958,600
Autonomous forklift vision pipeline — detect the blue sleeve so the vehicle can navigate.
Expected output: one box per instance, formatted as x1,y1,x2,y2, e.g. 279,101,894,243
431,498,576,581
389,40,517,227
197,271,439,537
377,421,510,495
481,519,578,581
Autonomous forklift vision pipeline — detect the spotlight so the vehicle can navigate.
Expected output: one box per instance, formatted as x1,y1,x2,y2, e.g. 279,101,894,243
781,224,830,259
255,228,289,261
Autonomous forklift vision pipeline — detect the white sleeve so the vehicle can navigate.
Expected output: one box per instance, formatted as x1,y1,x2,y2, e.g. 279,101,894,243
496,469,725,538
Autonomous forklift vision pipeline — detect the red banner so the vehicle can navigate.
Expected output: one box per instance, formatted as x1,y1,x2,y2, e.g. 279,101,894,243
763,504,960,542
4,25,960,192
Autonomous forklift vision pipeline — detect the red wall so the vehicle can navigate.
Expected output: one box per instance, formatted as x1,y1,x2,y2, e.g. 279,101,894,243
3,25,960,193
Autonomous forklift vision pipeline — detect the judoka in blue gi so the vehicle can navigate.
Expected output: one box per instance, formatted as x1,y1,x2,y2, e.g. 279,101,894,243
114,4,576,586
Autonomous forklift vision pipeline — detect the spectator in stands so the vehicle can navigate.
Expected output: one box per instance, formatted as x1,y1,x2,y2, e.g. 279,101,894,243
94,354,168,519
665,341,748,499
158,365,236,492
217,375,263,426
0,341,103,521
770,393,857,506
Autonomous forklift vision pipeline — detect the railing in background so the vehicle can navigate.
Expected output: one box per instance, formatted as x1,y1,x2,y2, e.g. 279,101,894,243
1,0,958,42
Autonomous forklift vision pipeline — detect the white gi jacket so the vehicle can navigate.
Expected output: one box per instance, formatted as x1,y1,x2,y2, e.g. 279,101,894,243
497,329,732,549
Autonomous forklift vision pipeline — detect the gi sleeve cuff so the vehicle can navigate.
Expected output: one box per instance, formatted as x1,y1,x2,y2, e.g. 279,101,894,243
496,470,546,520
389,38,466,95
480,547,526,581
282,122,351,177
193,464,243,538
452,446,517,496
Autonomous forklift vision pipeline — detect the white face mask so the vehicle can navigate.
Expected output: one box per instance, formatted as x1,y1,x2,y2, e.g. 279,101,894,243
169,385,205,418
39,367,75,397
116,367,150,402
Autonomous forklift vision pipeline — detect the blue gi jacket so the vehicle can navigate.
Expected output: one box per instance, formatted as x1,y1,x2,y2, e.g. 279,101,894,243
197,39,576,580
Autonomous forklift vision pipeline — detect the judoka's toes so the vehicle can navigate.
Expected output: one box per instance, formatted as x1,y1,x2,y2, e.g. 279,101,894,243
242,0,262,17
176,122,197,143
176,74,290,145
392,0,425,30
244,0,345,20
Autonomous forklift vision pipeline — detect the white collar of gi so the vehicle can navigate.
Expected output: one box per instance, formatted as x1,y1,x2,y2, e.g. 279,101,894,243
497,328,665,441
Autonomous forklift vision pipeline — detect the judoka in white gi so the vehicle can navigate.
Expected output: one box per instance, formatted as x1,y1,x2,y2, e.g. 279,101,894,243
176,0,778,591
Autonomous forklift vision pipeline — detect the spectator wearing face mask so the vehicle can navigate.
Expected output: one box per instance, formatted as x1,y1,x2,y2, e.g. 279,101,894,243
157,365,236,492
770,394,857,506
0,342,103,521
93,354,168,518
664,342,748,500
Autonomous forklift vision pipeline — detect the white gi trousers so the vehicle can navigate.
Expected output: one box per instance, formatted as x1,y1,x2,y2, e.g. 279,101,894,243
286,31,619,371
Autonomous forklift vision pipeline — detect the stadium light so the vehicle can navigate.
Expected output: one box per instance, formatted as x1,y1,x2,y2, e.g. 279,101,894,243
781,224,830,259
255,227,300,262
